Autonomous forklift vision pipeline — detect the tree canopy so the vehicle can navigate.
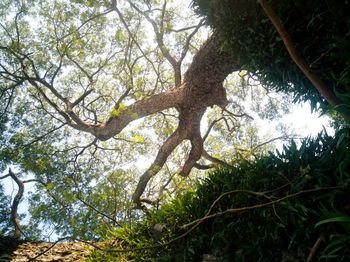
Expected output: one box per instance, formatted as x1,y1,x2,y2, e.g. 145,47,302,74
0,0,295,239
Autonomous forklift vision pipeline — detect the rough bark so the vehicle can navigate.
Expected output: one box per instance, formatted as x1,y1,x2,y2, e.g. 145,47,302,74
8,169,24,239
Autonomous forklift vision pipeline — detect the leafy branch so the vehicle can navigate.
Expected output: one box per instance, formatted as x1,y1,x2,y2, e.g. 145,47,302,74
257,0,349,121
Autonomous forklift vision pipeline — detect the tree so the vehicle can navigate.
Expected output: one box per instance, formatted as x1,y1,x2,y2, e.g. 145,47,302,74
1,0,295,238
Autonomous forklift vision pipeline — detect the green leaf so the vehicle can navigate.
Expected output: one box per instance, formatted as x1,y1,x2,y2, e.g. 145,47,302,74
110,104,127,117
315,216,350,228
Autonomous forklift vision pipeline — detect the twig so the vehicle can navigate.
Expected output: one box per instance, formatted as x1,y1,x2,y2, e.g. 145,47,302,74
204,190,271,220
182,186,341,228
23,123,66,147
0,174,11,179
28,237,72,261
75,194,123,228
221,107,253,120
202,149,232,168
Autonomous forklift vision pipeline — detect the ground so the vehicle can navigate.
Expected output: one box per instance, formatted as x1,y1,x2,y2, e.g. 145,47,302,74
0,237,90,262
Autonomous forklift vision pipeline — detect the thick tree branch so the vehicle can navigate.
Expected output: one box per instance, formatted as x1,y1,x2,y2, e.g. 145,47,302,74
179,135,203,177
193,163,213,170
8,169,24,238
96,87,184,140
133,129,185,206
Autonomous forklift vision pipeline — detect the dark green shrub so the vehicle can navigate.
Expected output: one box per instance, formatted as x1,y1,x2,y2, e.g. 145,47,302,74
91,128,350,261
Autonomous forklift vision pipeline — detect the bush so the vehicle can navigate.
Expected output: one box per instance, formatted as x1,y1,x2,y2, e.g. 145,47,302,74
90,128,350,261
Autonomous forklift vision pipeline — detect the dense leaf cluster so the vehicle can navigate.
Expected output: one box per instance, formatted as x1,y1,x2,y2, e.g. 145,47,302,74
192,0,350,113
91,128,350,261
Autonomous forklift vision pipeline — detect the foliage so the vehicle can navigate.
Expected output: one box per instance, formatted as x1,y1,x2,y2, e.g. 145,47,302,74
91,128,350,261
0,119,138,238
192,0,350,115
0,183,11,236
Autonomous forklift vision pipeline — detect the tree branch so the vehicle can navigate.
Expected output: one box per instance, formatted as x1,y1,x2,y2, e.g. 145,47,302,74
23,123,66,147
95,87,184,140
202,117,224,142
112,3,158,76
202,149,232,168
179,135,203,177
75,193,123,228
133,129,184,206
257,0,348,121
182,186,341,228
179,18,205,63
128,1,182,86
8,169,24,238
